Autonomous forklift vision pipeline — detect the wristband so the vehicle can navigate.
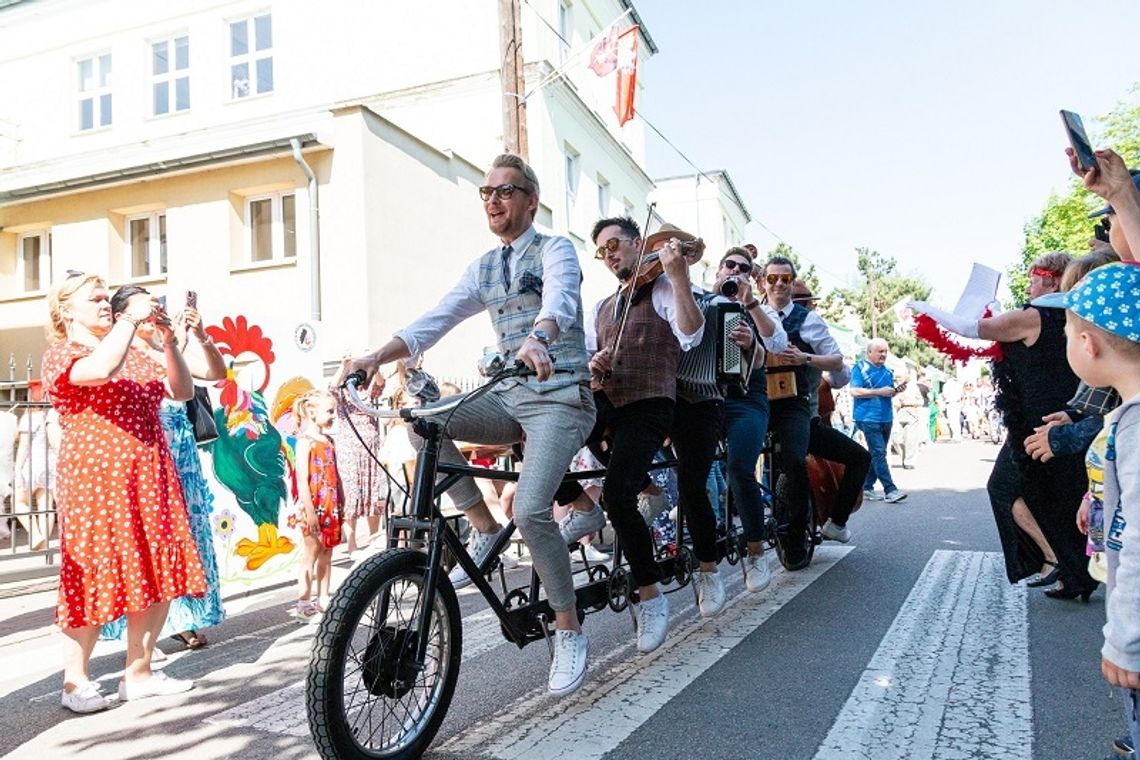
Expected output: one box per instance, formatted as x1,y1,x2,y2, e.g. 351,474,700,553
119,314,142,329
743,299,759,310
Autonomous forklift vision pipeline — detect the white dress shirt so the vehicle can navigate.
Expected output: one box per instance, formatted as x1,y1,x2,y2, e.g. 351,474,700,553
776,301,843,359
395,225,581,361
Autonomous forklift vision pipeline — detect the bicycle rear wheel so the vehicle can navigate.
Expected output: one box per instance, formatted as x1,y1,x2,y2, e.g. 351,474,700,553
307,548,462,759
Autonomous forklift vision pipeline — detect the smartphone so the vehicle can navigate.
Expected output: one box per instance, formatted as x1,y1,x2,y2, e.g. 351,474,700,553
186,290,198,309
157,294,168,311
894,381,908,393
1060,109,1097,172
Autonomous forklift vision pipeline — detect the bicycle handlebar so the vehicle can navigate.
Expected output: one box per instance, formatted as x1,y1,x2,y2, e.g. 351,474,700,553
341,361,573,421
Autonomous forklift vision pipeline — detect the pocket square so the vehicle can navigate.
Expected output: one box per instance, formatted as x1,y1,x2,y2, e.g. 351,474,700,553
518,271,544,296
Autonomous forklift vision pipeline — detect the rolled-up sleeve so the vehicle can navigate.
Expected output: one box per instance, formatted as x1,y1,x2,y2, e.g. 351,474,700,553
537,236,582,333
757,304,787,354
651,277,703,349
801,311,843,358
394,259,486,361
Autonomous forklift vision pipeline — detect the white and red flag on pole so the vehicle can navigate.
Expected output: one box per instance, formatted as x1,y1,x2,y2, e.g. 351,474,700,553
614,25,639,126
588,24,619,76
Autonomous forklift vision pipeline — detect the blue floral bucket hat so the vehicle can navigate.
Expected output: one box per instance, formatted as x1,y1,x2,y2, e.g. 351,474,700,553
1034,261,1140,342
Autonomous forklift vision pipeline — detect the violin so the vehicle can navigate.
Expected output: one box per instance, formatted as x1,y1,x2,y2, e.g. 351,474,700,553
620,238,706,293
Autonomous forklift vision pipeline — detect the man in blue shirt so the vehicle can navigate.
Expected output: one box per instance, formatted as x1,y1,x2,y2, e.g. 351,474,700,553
851,338,908,503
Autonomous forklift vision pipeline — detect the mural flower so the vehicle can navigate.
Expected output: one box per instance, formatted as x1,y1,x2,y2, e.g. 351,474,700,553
213,509,237,538
287,514,298,530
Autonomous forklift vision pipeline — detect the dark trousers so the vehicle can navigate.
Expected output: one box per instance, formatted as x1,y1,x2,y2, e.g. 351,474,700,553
768,397,812,532
809,417,871,527
587,392,674,587
724,375,771,543
670,398,724,564
857,420,897,493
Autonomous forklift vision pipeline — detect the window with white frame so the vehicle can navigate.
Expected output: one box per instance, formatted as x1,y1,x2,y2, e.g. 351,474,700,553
564,147,579,228
17,231,51,293
229,13,273,99
597,175,610,218
151,35,190,116
623,198,634,218
127,213,167,279
246,192,296,263
558,0,573,62
77,53,112,131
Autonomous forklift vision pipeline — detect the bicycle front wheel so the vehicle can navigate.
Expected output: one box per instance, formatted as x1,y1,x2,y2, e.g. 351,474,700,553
307,548,462,759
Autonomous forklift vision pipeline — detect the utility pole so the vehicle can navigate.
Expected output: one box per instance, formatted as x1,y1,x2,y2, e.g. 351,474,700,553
869,268,878,339
498,0,528,159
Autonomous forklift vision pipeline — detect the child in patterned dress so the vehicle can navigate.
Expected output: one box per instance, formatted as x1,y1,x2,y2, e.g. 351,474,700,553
292,389,344,620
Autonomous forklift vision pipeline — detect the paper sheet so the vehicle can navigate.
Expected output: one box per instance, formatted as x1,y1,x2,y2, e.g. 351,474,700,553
952,263,1001,319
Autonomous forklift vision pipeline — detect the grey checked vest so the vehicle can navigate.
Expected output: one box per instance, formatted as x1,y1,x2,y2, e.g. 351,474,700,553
476,233,590,391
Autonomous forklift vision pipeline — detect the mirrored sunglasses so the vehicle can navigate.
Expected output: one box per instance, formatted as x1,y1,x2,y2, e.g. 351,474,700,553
595,236,633,259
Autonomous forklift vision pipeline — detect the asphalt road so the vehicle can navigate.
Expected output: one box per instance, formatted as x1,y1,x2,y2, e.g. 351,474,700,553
0,439,1118,760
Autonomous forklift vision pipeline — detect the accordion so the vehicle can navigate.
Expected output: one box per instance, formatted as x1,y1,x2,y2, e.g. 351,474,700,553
716,302,753,393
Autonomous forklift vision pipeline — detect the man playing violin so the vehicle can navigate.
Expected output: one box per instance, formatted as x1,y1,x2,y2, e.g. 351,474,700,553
570,217,703,654
762,256,846,569
347,153,596,697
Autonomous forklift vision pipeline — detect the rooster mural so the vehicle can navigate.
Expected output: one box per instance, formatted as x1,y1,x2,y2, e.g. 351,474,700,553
206,316,295,571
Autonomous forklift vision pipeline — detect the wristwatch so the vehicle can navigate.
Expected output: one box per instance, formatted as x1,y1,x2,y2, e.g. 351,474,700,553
529,328,551,347
804,354,812,365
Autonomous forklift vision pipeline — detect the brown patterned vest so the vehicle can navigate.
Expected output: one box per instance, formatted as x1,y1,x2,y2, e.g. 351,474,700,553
595,277,681,409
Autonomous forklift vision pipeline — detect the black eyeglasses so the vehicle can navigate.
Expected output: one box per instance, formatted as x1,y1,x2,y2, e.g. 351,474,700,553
478,183,532,201
595,236,633,259
721,259,752,274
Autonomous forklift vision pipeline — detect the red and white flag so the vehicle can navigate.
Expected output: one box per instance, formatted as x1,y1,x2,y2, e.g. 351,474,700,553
614,26,639,126
588,24,619,76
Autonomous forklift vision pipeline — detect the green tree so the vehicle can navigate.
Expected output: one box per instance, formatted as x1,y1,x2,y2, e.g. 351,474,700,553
1011,87,1140,302
821,247,940,366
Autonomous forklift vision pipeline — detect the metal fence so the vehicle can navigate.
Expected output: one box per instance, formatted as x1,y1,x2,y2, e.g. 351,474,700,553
1,354,59,579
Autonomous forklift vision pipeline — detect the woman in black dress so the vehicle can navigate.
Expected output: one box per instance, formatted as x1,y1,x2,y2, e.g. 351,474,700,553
912,252,1095,599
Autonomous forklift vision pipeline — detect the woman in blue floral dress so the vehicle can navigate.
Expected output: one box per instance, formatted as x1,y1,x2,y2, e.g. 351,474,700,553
101,287,227,648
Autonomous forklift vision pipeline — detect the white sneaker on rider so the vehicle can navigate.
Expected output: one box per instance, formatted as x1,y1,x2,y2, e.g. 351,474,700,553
820,518,852,543
696,570,726,618
744,553,772,593
547,629,588,696
635,592,670,653
448,529,498,589
559,505,606,545
581,544,611,563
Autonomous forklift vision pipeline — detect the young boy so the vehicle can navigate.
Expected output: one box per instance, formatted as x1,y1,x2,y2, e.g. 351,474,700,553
1053,262,1140,756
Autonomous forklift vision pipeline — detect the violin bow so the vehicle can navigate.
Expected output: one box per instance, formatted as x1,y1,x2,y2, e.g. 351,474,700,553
602,201,657,386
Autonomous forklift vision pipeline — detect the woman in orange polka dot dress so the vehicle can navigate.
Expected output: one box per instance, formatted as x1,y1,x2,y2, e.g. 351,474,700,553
42,273,206,714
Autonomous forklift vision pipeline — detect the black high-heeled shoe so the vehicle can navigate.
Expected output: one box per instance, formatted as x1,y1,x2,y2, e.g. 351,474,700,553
1026,561,1061,588
1043,585,1094,602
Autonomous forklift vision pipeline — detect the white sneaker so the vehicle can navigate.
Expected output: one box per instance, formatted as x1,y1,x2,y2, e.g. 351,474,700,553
821,519,852,543
637,492,670,524
61,681,110,714
744,553,772,593
559,505,606,544
448,528,498,589
547,629,588,696
581,544,611,563
695,570,726,618
498,548,520,570
884,490,909,503
635,592,670,653
117,671,194,701
863,489,883,501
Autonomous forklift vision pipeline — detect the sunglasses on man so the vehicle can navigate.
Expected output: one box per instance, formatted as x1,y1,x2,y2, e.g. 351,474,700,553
721,259,752,274
595,236,633,259
764,273,795,285
478,183,532,202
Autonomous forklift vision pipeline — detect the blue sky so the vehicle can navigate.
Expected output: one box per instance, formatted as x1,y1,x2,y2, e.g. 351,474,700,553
637,1,1140,303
